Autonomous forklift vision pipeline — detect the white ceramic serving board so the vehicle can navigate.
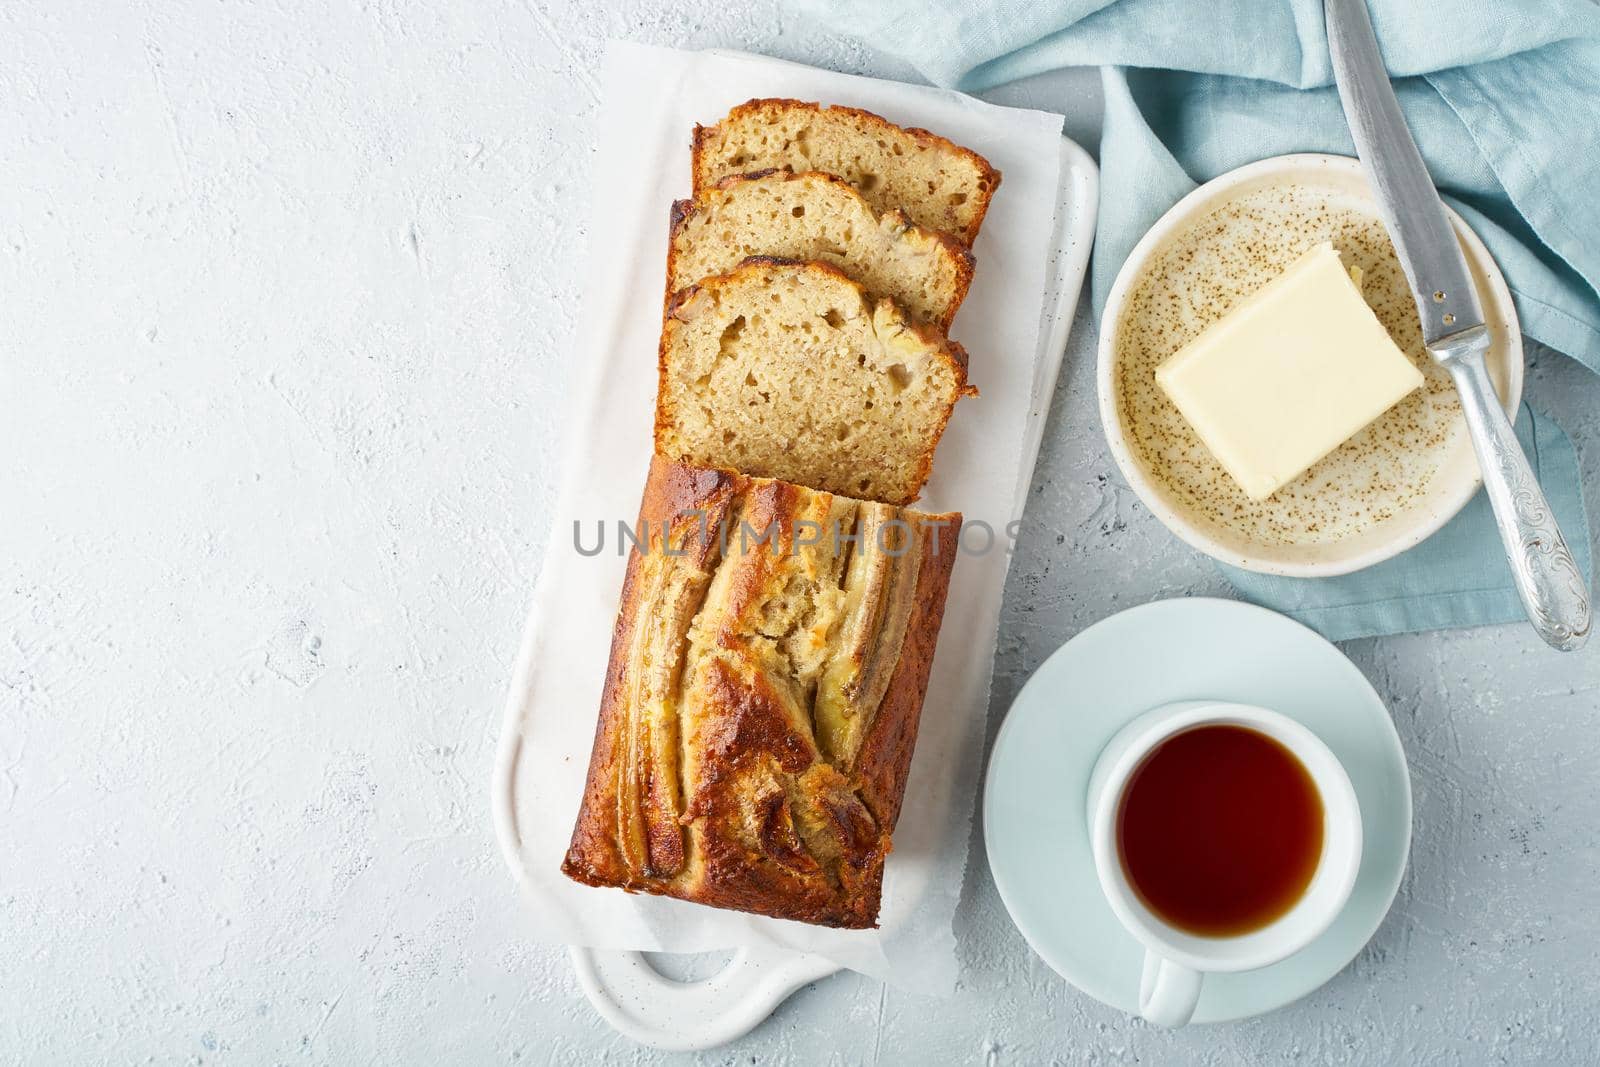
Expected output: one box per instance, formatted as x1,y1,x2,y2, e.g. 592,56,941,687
490,44,1098,1050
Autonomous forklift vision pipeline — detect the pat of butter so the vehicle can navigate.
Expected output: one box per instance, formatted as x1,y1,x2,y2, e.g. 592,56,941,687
1155,242,1424,501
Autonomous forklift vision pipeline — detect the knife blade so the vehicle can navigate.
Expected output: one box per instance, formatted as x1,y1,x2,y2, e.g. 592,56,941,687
1325,0,1592,651
1324,0,1481,347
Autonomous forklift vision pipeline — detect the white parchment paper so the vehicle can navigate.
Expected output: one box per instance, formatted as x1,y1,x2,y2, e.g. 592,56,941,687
494,40,1067,995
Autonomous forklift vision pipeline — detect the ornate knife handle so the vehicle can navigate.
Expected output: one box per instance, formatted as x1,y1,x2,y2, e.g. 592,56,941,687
1442,331,1592,651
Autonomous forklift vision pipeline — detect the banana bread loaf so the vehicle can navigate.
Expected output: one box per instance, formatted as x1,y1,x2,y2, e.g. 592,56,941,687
561,457,962,928
655,257,974,506
668,170,974,329
692,98,1001,245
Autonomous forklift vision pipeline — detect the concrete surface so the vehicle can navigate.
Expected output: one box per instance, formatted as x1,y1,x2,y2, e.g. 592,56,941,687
3,1,1597,1062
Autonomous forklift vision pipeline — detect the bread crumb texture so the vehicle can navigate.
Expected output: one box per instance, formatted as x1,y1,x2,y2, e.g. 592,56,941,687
693,98,1000,245
657,259,971,506
670,170,973,329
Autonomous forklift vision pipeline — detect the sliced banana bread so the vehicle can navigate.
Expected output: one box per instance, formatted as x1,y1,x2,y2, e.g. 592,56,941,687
668,170,974,330
692,99,1001,245
656,258,973,506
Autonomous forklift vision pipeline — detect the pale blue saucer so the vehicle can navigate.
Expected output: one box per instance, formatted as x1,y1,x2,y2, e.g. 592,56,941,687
984,598,1411,1023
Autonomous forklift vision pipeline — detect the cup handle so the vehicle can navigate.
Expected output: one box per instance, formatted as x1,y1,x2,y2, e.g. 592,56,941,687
1139,951,1202,1027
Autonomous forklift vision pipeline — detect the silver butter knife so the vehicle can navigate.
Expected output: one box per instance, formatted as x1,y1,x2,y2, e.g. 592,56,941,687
1325,0,1592,651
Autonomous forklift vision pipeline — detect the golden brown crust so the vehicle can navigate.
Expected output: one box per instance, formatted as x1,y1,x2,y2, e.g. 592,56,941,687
561,462,739,885
692,98,1002,245
851,514,958,829
561,457,962,928
664,169,976,331
653,258,974,507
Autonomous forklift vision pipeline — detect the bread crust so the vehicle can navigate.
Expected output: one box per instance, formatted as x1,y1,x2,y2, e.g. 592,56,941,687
654,257,974,507
692,98,1002,245
666,169,976,331
561,457,962,928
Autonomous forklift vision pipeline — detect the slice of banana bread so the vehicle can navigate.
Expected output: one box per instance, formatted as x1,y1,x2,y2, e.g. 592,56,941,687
668,170,974,330
692,99,1001,245
656,258,974,506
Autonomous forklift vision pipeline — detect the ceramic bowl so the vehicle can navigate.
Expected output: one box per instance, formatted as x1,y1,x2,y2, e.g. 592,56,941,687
1096,153,1523,577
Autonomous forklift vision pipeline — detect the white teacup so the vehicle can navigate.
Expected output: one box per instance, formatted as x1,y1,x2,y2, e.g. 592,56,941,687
1086,701,1362,1027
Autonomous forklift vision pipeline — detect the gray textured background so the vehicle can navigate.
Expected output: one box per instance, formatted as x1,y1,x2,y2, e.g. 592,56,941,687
4,1,1598,1062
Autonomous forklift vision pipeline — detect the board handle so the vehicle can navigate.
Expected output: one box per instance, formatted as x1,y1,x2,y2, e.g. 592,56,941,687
569,944,841,1052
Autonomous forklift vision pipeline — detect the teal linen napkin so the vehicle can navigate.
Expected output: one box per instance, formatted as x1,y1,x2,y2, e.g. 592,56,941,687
1221,403,1591,642
796,0,1600,639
